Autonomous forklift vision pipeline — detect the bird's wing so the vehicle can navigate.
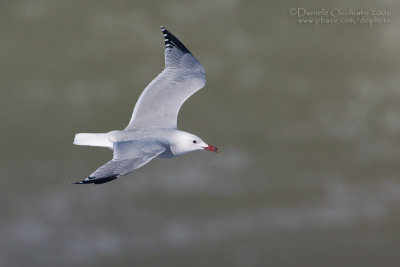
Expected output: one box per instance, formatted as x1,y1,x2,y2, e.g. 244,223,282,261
75,140,166,184
125,26,206,130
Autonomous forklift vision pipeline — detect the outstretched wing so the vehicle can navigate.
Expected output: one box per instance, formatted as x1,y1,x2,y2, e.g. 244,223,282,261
75,141,166,184
125,26,206,130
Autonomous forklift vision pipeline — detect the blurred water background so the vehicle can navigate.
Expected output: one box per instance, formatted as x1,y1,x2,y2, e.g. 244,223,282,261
1,0,400,266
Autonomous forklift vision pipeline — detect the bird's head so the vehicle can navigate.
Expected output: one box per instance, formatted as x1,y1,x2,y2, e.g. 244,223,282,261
170,131,218,156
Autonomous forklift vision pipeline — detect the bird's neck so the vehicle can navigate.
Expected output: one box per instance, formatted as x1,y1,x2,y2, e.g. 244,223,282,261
168,130,192,157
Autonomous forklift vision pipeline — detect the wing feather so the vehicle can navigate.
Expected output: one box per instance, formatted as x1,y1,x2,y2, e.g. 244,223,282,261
125,27,206,130
75,141,166,184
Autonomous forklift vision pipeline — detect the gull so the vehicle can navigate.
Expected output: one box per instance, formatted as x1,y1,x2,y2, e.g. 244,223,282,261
73,26,218,184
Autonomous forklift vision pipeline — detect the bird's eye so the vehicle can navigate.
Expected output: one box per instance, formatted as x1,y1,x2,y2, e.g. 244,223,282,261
193,140,197,144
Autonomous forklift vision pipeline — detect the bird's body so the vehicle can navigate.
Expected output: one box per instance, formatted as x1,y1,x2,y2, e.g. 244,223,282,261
73,27,217,184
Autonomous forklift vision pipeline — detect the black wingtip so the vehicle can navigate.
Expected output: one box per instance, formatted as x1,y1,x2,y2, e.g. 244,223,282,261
73,177,93,184
161,26,172,50
73,175,118,185
93,175,118,184
160,26,190,53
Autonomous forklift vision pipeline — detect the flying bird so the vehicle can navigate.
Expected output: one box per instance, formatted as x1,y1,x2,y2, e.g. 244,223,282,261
73,26,218,184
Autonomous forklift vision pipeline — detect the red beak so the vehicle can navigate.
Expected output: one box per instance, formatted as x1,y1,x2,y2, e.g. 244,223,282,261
203,145,218,153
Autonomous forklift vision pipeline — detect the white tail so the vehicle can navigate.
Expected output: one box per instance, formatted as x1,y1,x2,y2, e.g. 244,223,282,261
73,133,113,148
